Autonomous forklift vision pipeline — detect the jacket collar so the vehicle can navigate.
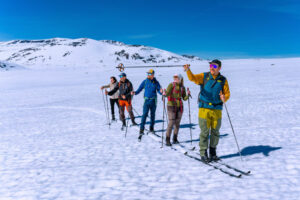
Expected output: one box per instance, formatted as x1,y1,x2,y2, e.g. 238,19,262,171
209,72,221,80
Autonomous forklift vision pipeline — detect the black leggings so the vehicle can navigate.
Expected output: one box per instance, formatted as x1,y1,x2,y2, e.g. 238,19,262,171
110,98,119,116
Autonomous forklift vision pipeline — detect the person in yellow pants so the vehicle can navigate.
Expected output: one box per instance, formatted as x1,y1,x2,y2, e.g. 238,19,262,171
184,59,230,163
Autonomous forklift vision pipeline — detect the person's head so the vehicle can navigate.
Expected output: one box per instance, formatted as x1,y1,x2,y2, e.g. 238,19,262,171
119,73,127,82
173,74,183,85
110,76,117,83
209,59,222,76
147,69,155,80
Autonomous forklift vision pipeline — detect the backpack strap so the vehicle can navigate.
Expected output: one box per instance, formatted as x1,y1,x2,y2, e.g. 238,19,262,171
203,72,210,87
198,72,210,104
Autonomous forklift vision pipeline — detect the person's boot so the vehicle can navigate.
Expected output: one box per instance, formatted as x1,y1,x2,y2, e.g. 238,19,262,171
112,114,116,121
166,137,172,146
149,126,154,133
131,119,138,126
201,150,209,163
209,147,220,162
172,134,179,144
121,120,126,130
138,129,144,141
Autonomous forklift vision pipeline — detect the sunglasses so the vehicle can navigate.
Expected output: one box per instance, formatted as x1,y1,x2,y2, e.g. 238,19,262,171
210,64,218,69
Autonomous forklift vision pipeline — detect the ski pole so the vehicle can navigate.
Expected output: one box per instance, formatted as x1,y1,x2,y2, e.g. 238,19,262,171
105,94,111,128
125,94,134,138
117,63,190,72
161,92,166,148
125,113,130,138
101,90,109,126
133,108,141,117
187,88,192,145
224,103,243,162
164,104,168,126
162,93,168,126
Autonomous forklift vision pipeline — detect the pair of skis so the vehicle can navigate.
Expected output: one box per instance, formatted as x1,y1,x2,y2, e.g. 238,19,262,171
147,129,251,178
119,119,251,178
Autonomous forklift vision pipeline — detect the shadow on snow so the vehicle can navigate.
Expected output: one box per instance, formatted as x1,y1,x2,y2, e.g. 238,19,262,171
219,145,282,159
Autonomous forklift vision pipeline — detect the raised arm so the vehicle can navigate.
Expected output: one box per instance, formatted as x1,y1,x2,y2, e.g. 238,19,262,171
186,69,204,85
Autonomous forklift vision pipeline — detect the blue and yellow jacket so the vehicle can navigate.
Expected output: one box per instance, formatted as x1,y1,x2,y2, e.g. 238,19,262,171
186,69,230,110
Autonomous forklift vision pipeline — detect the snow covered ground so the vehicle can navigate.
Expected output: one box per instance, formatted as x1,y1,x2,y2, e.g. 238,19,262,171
0,58,300,200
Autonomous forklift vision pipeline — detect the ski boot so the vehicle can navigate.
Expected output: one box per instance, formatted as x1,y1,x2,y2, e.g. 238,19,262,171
112,114,116,121
209,147,220,162
172,135,179,144
121,120,126,131
200,150,209,163
138,129,144,142
149,126,154,134
166,137,172,146
131,119,138,126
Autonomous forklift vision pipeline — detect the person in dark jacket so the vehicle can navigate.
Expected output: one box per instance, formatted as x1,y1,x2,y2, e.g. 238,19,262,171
131,69,163,137
106,73,137,128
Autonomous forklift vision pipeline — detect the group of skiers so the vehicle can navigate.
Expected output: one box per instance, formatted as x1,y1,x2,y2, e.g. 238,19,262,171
101,59,230,163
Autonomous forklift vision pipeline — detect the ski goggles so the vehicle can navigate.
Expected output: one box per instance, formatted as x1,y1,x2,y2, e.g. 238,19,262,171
147,73,153,76
210,64,218,69
119,75,125,78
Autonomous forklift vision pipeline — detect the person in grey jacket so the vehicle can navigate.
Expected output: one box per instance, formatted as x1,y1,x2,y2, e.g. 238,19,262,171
101,76,119,121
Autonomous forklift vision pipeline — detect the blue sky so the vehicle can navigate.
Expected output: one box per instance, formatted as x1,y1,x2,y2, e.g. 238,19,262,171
0,0,299,59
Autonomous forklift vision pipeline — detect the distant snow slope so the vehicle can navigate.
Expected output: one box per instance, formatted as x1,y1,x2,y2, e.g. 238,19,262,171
0,38,203,68
0,60,26,71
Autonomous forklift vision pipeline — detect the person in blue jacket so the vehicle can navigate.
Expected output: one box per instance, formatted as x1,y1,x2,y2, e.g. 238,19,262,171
131,69,163,137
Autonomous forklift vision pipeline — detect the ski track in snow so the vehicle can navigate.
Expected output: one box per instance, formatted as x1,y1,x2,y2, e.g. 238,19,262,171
0,59,300,200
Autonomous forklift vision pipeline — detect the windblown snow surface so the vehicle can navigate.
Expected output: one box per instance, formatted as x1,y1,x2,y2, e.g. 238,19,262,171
0,58,299,200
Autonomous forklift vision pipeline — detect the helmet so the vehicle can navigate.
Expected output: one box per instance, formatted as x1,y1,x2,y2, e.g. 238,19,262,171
147,69,155,74
119,72,126,77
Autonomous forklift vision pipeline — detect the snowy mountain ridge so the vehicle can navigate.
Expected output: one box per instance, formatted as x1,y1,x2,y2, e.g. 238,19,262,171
0,60,26,71
0,38,202,68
